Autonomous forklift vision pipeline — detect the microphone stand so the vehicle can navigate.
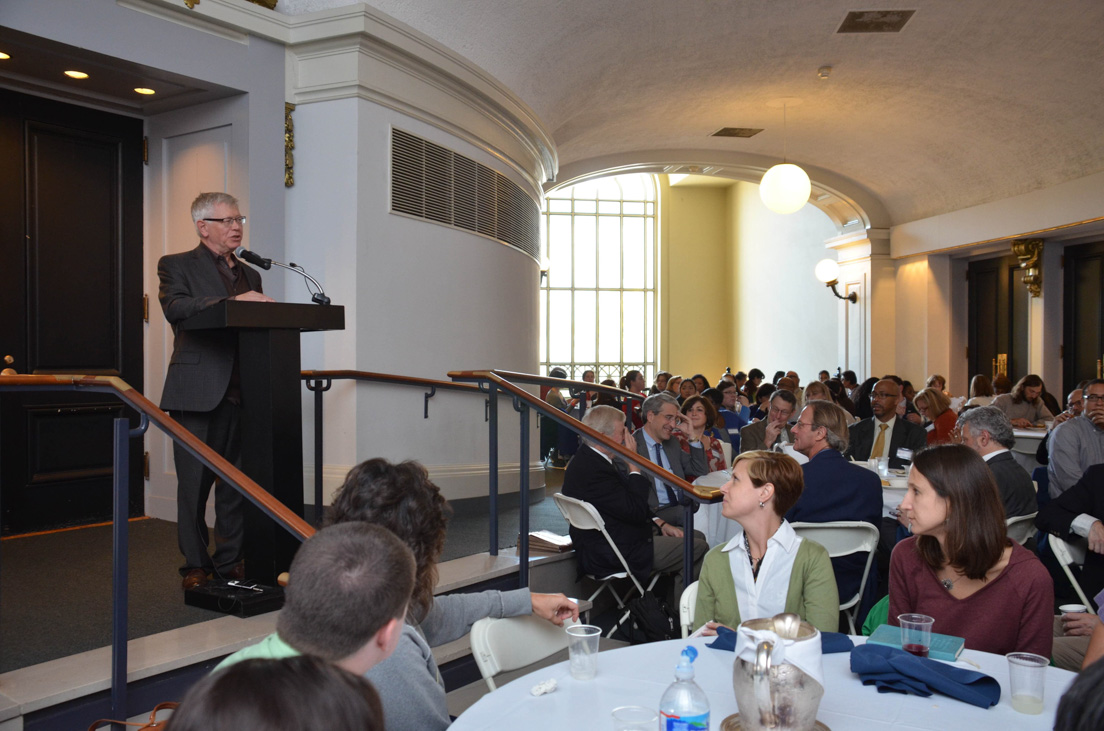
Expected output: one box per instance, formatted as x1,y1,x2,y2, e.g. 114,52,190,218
269,260,331,305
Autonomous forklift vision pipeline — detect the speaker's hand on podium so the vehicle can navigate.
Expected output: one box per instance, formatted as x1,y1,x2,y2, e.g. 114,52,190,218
232,291,276,303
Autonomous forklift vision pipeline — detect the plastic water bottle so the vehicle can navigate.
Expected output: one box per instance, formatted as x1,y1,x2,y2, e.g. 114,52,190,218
658,646,709,730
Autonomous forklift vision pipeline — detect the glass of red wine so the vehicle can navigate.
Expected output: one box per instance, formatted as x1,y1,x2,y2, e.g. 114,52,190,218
898,613,934,657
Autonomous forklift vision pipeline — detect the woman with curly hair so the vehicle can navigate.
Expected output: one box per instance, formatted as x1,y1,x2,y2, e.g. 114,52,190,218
329,459,578,730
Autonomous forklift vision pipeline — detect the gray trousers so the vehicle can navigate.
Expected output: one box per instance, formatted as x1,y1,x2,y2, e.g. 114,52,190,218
172,401,245,577
653,530,709,602
1052,615,1091,671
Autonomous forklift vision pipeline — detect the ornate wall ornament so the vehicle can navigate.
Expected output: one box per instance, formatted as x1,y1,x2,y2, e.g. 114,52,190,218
1011,238,1043,297
183,0,198,8
245,0,278,8
284,102,295,188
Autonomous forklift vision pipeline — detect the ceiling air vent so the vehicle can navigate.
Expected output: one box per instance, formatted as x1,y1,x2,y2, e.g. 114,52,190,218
391,128,539,260
837,10,915,34
711,127,763,138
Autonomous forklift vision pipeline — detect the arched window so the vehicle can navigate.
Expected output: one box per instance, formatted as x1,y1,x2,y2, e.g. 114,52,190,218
539,174,657,384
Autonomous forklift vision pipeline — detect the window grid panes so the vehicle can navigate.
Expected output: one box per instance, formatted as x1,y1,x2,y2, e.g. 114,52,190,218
539,174,658,384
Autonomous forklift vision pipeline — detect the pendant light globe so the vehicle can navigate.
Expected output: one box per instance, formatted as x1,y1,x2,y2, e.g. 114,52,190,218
759,163,811,214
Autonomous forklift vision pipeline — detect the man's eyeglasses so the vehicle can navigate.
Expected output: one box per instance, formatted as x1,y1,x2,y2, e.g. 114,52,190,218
870,391,894,400
1085,394,1104,403
793,421,818,430
202,216,247,225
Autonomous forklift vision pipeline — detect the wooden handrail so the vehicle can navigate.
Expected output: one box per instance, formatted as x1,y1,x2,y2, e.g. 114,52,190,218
487,369,645,401
301,369,481,392
448,370,718,501
0,374,314,541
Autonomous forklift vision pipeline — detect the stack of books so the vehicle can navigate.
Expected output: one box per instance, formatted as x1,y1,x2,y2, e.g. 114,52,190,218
525,530,572,553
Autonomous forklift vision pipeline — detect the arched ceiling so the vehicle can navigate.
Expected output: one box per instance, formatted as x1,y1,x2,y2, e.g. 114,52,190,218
282,0,1104,227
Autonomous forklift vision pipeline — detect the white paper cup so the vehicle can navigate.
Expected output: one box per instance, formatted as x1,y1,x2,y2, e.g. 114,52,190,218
611,705,658,730
1007,652,1048,714
566,624,601,680
1059,604,1089,615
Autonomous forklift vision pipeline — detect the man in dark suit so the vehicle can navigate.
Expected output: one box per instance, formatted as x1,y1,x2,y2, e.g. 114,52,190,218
158,192,275,590
632,393,708,526
740,389,797,453
844,379,927,469
1037,464,1104,669
958,406,1037,518
563,406,706,600
787,400,882,620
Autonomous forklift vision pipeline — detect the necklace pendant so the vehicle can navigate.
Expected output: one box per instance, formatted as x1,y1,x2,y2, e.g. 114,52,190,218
940,578,954,591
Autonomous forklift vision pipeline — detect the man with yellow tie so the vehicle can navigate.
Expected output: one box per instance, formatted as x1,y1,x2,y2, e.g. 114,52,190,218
845,378,927,469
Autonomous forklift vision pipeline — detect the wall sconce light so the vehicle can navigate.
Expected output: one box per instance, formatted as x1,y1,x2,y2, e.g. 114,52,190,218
540,257,550,283
815,258,857,303
1011,238,1042,298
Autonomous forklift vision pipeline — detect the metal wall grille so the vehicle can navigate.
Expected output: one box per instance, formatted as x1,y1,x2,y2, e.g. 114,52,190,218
391,128,539,259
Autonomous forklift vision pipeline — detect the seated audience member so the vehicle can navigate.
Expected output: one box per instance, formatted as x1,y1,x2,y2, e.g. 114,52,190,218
850,377,880,420
992,374,1053,427
818,369,831,382
619,369,647,429
680,395,728,474
690,373,709,394
1037,464,1104,670
633,393,708,526
772,370,786,385
715,381,750,450
594,378,619,407
786,370,804,403
329,460,579,731
171,656,384,731
217,522,416,675
665,375,684,399
677,377,698,405
825,378,856,416
844,379,927,469
731,370,748,392
650,371,672,395
564,405,707,601
965,373,995,407
740,389,796,453
957,406,1037,519
801,379,832,406
1040,382,1063,420
694,451,840,634
1037,387,1086,465
840,370,859,400
786,400,881,612
891,445,1053,657
748,383,775,421
743,368,765,403
1054,650,1104,731
543,367,576,465
901,380,917,403
925,373,949,396
1047,379,1104,498
776,375,798,397
992,373,1013,395
913,387,957,445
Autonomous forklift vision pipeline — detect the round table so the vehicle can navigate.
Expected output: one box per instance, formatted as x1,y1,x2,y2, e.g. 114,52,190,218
450,636,1076,730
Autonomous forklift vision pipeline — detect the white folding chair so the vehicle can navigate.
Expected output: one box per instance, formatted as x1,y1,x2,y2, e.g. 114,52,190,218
1005,512,1038,546
552,493,659,637
470,615,580,691
790,521,880,634
1050,534,1092,608
679,580,699,638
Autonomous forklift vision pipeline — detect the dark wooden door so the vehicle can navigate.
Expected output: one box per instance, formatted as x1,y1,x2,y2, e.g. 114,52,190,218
0,88,144,535
1063,240,1104,396
968,254,1029,383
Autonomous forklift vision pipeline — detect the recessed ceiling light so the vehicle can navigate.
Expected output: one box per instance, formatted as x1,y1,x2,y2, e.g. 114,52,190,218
134,87,156,95
0,52,10,60
64,70,89,79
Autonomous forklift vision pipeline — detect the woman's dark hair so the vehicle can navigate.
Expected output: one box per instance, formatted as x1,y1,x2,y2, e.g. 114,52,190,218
851,377,880,419
755,383,776,406
911,444,1007,580
166,656,383,731
992,373,1013,394
1010,374,1044,404
969,374,993,398
595,379,619,406
700,387,724,409
1054,653,1104,731
748,368,765,381
772,370,786,384
681,394,719,431
619,370,643,391
329,458,451,621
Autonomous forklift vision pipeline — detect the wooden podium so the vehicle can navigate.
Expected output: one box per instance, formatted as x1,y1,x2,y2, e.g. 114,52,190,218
179,300,344,585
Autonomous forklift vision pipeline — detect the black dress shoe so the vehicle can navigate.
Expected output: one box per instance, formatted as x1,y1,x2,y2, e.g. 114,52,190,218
182,569,209,590
221,562,246,581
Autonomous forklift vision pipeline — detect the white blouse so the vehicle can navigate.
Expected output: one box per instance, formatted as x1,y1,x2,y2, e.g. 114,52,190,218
723,520,803,623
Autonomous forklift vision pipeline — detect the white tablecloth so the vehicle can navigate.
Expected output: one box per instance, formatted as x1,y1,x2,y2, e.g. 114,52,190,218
1011,428,1047,476
451,636,1076,730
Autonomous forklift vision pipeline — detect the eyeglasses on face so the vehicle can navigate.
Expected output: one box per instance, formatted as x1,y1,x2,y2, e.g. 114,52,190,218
870,391,894,400
202,216,247,225
1085,394,1104,403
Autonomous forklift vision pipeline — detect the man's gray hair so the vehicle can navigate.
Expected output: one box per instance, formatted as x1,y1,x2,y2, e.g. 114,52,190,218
641,392,678,420
805,400,850,452
582,405,626,442
770,389,798,409
191,192,239,224
959,405,1015,448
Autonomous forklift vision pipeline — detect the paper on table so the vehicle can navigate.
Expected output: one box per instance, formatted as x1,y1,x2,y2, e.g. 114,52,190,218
735,627,824,689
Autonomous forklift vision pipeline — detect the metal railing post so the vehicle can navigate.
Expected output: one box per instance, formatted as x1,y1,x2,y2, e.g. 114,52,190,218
514,397,530,587
683,502,696,589
306,379,332,526
487,382,498,555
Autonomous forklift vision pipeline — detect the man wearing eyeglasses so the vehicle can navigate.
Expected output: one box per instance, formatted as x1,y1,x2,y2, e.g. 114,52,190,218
158,192,275,590
843,378,926,469
1047,379,1104,498
739,389,797,453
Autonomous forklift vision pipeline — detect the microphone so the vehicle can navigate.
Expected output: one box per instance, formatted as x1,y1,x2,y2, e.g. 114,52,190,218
235,247,272,270
235,247,331,305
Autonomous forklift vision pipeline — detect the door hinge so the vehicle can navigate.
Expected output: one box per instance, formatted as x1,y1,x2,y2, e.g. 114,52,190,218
142,137,149,165
143,294,149,323
143,451,150,480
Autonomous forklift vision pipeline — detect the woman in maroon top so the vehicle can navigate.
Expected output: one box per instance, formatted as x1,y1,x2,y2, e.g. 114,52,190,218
890,444,1053,657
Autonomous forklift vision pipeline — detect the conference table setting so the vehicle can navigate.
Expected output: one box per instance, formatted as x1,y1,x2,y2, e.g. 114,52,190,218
451,625,1077,730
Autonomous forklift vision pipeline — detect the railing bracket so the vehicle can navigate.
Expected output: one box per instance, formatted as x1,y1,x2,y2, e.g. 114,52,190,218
423,386,437,419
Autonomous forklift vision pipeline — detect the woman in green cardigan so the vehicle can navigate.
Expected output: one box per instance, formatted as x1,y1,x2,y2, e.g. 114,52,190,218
694,450,840,634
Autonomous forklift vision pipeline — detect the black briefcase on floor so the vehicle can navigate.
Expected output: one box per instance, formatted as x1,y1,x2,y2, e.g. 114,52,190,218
184,579,284,617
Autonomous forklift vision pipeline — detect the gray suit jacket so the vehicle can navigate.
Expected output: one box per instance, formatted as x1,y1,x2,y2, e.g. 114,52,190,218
986,451,1037,518
739,419,792,454
158,243,263,413
632,429,707,516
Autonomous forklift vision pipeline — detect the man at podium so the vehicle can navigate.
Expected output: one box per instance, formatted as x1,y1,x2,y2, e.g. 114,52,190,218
158,192,275,590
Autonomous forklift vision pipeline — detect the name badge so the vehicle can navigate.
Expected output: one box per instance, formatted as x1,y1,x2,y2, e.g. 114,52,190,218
925,423,935,432
896,447,914,462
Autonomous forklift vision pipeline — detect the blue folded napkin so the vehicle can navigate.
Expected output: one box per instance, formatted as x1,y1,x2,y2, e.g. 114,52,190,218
850,642,1000,708
705,627,853,654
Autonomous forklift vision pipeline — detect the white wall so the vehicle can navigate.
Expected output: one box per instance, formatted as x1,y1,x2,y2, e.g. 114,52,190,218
727,181,840,381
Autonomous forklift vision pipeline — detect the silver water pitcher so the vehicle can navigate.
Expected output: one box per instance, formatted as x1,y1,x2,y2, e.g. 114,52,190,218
731,613,824,731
